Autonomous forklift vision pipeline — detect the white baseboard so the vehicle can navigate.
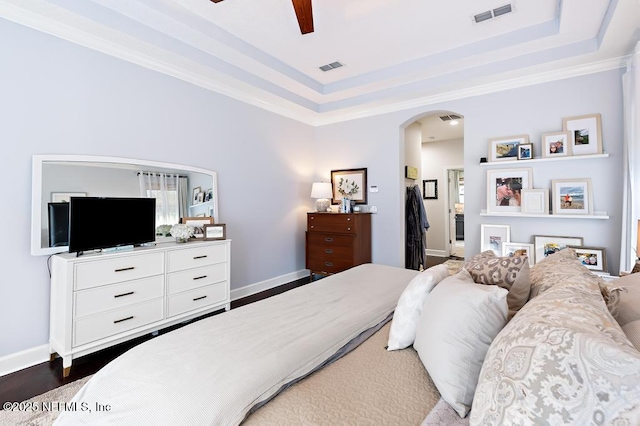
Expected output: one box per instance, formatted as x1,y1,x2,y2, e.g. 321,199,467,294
1,271,309,377
426,249,447,258
0,344,49,377
230,269,308,301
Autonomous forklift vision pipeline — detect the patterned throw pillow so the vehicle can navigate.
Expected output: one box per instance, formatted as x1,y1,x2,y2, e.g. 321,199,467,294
463,250,530,319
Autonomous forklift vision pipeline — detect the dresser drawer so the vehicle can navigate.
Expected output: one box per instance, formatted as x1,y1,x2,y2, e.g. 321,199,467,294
306,258,354,275
167,244,227,273
306,233,354,249
167,263,227,295
307,214,358,233
75,253,164,291
74,276,165,319
167,281,228,318
73,298,164,347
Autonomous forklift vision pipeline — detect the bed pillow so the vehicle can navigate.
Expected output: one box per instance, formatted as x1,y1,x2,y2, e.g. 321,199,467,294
471,264,640,425
413,269,508,418
609,273,640,351
463,250,530,319
387,264,449,350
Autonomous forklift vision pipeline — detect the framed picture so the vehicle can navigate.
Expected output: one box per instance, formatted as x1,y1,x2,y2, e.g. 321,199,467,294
502,242,535,266
486,168,533,213
480,224,510,256
181,216,214,238
204,188,213,202
488,135,529,162
562,113,603,156
541,131,571,158
51,192,86,202
521,189,549,215
192,187,202,204
203,223,226,241
197,192,204,203
331,168,368,204
568,245,607,272
517,143,533,160
423,179,437,199
551,178,593,215
533,235,583,264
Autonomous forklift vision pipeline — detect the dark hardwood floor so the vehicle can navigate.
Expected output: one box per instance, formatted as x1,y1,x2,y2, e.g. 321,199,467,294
0,257,453,406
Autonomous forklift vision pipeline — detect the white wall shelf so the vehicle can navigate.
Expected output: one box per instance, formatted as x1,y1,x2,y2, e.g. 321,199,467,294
480,210,609,219
480,153,609,166
189,200,213,210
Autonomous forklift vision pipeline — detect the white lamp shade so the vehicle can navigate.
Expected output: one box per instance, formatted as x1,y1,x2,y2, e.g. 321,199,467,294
311,182,333,199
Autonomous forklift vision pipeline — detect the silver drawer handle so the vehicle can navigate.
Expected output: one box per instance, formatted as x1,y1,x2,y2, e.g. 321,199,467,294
347,227,351,231
325,262,333,267
193,295,207,301
325,237,333,242
193,275,207,280
114,291,134,298
114,316,134,324
347,218,351,221
193,255,208,259
114,267,135,272
310,225,314,229
325,249,333,254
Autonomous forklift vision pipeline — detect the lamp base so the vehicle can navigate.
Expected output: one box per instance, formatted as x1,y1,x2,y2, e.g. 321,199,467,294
315,198,330,212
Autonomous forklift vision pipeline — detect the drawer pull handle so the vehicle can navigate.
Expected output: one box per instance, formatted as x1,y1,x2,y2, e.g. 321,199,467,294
114,291,134,298
325,262,333,267
347,227,351,231
193,295,207,301
114,267,135,273
193,255,208,259
310,225,314,229
325,237,333,242
114,316,134,324
193,275,207,280
325,249,333,254
347,217,351,221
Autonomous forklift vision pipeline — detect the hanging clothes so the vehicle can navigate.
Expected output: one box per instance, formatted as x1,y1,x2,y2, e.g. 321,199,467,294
406,185,429,270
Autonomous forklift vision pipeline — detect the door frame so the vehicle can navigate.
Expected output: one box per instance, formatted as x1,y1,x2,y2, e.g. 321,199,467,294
443,165,464,257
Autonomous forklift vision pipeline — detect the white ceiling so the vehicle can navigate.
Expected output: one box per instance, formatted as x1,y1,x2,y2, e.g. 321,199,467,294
419,114,465,143
1,0,638,125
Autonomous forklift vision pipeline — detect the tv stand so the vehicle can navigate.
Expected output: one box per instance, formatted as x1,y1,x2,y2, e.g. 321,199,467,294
49,239,231,377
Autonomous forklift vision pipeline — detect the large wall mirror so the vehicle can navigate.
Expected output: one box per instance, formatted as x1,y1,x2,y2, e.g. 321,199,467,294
31,155,218,256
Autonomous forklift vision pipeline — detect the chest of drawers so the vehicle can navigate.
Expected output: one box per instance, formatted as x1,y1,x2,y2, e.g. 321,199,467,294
305,212,371,279
49,240,230,377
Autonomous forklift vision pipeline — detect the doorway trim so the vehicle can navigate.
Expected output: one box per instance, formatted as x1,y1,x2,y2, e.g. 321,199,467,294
443,165,464,258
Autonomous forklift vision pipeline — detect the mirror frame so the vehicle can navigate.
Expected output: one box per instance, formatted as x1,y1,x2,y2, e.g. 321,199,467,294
31,154,219,256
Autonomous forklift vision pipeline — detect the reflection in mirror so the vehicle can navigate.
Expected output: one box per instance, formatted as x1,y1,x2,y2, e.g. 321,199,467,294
31,155,218,256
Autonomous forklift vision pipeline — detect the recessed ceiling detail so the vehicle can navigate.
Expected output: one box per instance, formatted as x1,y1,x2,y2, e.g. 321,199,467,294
319,62,345,72
474,4,513,24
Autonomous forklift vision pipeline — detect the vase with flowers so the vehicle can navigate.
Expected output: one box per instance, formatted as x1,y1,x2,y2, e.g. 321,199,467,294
170,223,195,243
337,177,360,213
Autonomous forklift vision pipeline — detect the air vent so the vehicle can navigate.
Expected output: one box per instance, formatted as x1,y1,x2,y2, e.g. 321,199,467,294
473,4,513,23
439,114,462,121
319,61,344,72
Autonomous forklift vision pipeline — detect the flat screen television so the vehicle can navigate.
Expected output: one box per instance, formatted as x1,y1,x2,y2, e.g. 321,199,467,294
69,197,156,254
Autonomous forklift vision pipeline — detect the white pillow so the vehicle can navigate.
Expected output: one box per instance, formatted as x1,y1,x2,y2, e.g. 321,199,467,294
387,264,450,351
413,269,508,418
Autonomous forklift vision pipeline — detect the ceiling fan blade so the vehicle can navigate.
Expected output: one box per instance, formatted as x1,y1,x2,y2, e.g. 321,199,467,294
292,0,314,34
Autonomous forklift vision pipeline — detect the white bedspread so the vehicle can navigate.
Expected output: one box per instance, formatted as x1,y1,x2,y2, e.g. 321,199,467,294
55,264,418,425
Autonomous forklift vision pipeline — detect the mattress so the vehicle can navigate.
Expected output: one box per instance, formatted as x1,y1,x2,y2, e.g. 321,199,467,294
55,263,419,425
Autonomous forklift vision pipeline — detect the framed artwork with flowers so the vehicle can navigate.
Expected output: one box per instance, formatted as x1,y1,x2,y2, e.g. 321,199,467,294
330,168,368,204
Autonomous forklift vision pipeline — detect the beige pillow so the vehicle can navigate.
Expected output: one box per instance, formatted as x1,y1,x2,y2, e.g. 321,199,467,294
414,269,508,418
529,247,599,298
609,273,640,351
463,250,530,319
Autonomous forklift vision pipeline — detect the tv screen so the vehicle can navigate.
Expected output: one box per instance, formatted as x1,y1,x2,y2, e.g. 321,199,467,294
69,197,156,253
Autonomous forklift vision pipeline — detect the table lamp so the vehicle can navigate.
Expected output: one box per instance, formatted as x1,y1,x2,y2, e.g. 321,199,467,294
311,182,332,212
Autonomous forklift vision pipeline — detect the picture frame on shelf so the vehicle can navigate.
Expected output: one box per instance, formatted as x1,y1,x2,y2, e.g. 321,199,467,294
568,245,607,272
533,235,583,264
203,223,226,241
502,242,535,266
480,224,510,256
51,192,86,202
562,113,603,156
488,134,529,162
330,168,368,204
181,216,214,238
517,143,533,160
486,168,533,214
551,178,593,215
541,131,571,158
521,189,549,215
192,187,202,204
204,188,213,202
197,192,204,204
423,179,437,199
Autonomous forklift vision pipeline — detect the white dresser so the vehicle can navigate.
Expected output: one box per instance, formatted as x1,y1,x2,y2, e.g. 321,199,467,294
49,239,231,377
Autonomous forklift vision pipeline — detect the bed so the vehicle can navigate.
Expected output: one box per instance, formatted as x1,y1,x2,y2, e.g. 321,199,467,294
54,251,640,425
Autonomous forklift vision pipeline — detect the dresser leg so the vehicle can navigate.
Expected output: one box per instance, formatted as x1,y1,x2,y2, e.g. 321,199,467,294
49,352,58,362
62,357,72,378
63,366,71,378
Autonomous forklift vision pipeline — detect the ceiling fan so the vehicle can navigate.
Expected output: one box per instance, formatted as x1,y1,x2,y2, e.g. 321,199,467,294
210,0,314,34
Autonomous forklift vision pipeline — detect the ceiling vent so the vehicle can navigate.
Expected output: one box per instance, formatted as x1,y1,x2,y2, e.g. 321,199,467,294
439,114,462,121
319,61,344,72
473,4,513,23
